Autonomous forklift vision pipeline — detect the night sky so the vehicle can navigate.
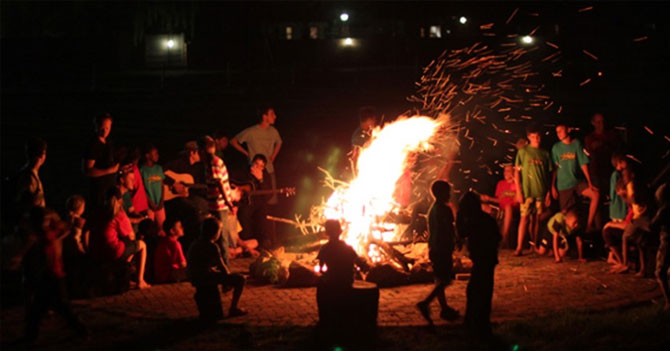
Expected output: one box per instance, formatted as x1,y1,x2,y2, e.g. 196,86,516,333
2,1,669,219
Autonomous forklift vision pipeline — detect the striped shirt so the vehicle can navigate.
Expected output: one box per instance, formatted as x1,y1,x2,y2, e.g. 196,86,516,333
205,155,234,211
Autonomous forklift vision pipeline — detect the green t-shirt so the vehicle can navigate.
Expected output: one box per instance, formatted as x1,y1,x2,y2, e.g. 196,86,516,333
547,212,575,236
551,139,589,191
609,171,627,220
122,191,134,212
515,145,553,199
140,164,165,205
235,125,282,173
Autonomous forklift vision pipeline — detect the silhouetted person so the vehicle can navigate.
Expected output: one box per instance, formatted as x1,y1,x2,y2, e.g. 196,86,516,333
187,217,247,319
457,191,501,341
316,219,369,326
651,182,670,310
83,113,119,208
417,180,459,326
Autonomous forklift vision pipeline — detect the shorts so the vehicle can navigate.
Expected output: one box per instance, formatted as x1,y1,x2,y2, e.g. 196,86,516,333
602,227,624,248
520,197,545,217
431,259,453,284
623,215,651,246
558,182,589,210
120,237,141,261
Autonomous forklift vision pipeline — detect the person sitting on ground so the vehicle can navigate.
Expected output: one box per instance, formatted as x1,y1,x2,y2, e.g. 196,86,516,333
480,164,519,248
417,180,459,326
533,208,583,263
118,170,146,228
88,188,151,289
651,182,670,311
153,217,187,284
457,191,501,341
187,216,247,317
227,209,260,259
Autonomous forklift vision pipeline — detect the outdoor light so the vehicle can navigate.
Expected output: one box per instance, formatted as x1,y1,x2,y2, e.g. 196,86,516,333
521,35,534,44
459,16,467,24
166,39,175,48
340,13,349,22
343,37,354,46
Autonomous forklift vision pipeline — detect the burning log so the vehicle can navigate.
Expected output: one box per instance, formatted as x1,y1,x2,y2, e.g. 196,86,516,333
369,238,415,272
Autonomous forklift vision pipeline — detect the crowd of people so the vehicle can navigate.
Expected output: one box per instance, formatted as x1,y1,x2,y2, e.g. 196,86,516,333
2,105,283,342
2,105,669,345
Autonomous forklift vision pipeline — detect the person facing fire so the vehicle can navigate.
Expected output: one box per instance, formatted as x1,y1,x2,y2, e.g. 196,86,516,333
417,180,459,326
351,106,378,164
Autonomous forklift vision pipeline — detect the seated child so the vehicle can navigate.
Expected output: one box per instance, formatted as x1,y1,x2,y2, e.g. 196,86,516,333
228,209,259,259
317,220,369,289
187,217,247,317
153,217,187,283
481,164,519,248
533,209,582,263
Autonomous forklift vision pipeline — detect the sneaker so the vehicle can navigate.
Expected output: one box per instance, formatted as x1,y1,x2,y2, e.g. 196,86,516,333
416,301,433,324
228,307,248,318
440,306,460,321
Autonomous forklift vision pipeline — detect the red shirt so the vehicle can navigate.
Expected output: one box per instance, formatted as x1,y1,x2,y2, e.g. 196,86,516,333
89,210,133,261
495,179,519,208
153,237,186,283
132,164,149,213
44,229,66,278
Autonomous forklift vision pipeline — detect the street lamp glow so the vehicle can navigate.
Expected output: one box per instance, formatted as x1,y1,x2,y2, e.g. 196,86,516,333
166,39,175,48
521,35,534,44
343,37,353,46
340,13,349,22
459,16,467,24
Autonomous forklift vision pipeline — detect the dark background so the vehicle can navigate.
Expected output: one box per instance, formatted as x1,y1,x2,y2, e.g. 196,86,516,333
2,1,669,221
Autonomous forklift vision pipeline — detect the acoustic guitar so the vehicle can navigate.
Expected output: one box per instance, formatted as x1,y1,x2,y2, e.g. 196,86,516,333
232,183,296,205
163,170,207,201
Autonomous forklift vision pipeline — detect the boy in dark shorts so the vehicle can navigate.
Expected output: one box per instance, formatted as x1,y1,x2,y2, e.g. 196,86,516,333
187,217,247,318
514,126,553,256
417,180,459,325
551,124,599,232
533,209,581,263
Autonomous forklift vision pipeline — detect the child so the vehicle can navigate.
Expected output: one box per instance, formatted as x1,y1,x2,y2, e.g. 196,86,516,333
618,179,652,275
481,164,519,248
514,126,553,256
187,217,247,317
65,195,88,254
417,180,459,326
63,195,90,297
153,217,187,283
140,144,167,236
457,191,501,341
651,182,670,310
316,219,369,326
533,209,582,263
317,220,369,289
118,170,146,228
21,207,87,342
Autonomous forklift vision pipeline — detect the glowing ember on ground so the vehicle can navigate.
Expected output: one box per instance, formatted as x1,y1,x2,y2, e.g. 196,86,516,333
322,116,445,261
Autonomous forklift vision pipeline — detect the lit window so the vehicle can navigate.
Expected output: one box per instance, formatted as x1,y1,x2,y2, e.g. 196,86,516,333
286,26,293,40
429,25,441,38
309,26,318,39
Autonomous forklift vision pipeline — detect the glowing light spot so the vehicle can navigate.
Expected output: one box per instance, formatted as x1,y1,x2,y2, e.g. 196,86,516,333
166,40,175,48
521,35,534,44
459,16,467,24
343,38,354,46
340,13,349,22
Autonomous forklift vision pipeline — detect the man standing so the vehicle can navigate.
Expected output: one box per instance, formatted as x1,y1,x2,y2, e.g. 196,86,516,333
83,113,119,207
551,124,599,232
351,106,378,165
16,137,48,214
231,105,282,205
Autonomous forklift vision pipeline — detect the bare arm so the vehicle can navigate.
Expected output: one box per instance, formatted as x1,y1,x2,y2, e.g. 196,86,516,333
514,166,524,203
230,137,250,158
581,164,596,190
271,143,282,164
83,159,118,178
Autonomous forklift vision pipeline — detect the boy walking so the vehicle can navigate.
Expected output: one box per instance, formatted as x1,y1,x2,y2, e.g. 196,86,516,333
514,127,553,256
417,180,459,326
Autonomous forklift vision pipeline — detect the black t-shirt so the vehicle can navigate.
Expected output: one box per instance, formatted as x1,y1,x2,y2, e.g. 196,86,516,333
231,168,272,206
84,136,117,205
464,214,501,268
186,238,223,285
164,156,206,198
